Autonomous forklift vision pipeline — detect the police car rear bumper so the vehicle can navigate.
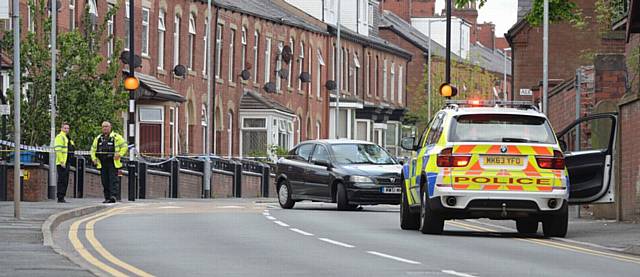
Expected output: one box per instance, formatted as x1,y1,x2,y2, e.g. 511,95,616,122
429,189,568,219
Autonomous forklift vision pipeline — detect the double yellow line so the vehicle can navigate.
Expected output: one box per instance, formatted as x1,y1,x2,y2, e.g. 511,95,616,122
68,207,155,277
448,220,640,265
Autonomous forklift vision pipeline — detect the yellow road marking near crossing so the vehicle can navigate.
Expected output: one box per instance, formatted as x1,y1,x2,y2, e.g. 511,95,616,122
448,220,640,265
68,208,129,277
85,210,155,277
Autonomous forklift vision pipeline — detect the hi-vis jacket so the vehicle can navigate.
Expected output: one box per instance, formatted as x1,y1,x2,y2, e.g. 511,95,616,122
90,132,128,169
54,132,75,166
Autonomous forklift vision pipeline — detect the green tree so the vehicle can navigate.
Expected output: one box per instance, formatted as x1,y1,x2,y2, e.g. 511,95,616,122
1,2,126,149
455,0,583,27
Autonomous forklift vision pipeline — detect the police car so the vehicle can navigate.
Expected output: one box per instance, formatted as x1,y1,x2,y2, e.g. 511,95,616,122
399,99,617,237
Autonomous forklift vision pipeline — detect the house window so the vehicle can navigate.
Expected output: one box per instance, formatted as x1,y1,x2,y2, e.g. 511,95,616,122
157,10,166,70
356,120,369,141
383,59,388,99
229,29,236,82
295,116,301,144
215,23,223,78
365,53,370,96
341,48,347,91
345,49,350,92
253,31,260,82
264,37,272,83
202,19,208,75
201,104,208,154
398,65,403,104
69,0,76,30
241,27,247,71
138,106,164,157
242,118,268,157
141,8,150,56
288,38,294,88
107,4,114,58
276,41,284,91
298,42,304,91
354,53,360,96
316,121,321,140
317,49,324,99
277,120,293,150
390,62,395,102
308,45,312,95
188,14,196,70
169,107,177,156
374,56,379,97
331,44,336,80
227,112,233,158
124,2,130,50
173,15,180,68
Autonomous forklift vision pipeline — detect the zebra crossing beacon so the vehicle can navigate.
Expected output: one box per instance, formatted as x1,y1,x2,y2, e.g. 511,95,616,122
398,97,618,237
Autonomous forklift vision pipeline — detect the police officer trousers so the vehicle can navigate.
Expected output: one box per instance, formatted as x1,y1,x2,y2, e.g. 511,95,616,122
100,159,119,200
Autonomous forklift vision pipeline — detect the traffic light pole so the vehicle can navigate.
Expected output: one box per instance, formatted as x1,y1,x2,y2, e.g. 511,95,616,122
127,0,136,201
445,0,451,84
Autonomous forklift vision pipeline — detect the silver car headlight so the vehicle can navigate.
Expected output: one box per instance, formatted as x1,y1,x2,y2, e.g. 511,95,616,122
350,175,374,183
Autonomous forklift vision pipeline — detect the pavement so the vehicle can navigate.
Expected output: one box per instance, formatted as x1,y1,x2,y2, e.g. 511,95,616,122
1,199,639,276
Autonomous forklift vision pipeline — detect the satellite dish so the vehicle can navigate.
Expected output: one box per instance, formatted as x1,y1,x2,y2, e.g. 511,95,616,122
278,69,289,79
299,72,311,83
325,80,336,91
282,46,292,64
120,51,130,64
174,65,187,77
132,55,142,68
263,82,277,93
240,69,251,81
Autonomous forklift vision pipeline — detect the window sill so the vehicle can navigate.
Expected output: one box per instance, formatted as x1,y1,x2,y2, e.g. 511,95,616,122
142,54,151,59
216,78,224,84
297,89,304,95
241,79,249,86
157,69,166,76
188,70,197,77
229,81,237,88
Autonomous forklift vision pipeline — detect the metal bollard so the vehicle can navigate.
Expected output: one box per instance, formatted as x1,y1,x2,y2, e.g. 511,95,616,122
76,157,85,198
233,162,242,198
170,159,179,198
138,162,147,199
262,164,270,198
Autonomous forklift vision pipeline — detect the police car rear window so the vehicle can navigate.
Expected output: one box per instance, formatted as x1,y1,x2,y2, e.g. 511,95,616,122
449,114,557,144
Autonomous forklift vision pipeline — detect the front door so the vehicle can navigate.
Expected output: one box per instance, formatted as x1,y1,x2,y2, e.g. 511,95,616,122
557,113,618,204
305,144,332,199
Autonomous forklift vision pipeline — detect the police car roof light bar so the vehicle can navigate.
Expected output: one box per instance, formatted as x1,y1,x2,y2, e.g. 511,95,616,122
444,100,539,112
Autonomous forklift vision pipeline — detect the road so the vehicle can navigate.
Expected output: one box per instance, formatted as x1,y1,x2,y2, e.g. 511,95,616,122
55,199,640,277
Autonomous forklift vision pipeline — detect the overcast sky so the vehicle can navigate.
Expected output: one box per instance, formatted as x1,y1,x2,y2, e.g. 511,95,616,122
434,0,518,37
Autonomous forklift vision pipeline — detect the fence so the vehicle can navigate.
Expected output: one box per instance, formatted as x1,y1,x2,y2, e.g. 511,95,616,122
0,150,277,201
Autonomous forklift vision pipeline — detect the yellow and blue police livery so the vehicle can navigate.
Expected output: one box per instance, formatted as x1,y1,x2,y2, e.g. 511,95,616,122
399,100,618,238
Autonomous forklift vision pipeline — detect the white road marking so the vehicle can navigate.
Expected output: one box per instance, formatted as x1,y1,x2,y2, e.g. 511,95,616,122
262,212,270,216
289,228,314,236
158,206,182,209
366,251,421,265
274,221,290,227
441,270,478,277
266,216,277,220
318,238,355,248
263,209,269,212
219,205,244,209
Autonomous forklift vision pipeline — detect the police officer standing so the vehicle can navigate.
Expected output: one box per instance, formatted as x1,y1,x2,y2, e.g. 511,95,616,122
90,121,127,203
54,122,75,203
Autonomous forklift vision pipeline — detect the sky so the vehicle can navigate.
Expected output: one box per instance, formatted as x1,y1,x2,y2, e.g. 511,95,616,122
434,0,518,37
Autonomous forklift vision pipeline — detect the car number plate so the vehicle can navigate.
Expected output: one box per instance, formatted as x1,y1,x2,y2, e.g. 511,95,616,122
381,187,401,194
483,155,523,166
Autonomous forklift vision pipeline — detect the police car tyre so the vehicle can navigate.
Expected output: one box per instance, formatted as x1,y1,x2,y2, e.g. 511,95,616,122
419,189,444,234
400,184,420,230
516,219,539,234
278,180,295,209
336,182,357,211
542,202,568,237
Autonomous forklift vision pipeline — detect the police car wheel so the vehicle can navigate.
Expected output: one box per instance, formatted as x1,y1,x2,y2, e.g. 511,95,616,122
419,189,444,234
516,219,539,234
400,184,419,230
278,180,295,209
336,183,357,211
542,202,568,238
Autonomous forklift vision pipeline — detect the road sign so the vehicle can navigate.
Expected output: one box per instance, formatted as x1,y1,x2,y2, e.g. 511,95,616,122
0,104,10,115
519,89,532,96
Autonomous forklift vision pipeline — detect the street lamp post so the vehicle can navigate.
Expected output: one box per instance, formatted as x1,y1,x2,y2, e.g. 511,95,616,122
427,18,446,122
127,0,136,201
12,0,21,219
335,0,341,139
49,0,57,200
203,0,212,198
503,48,511,102
542,0,549,114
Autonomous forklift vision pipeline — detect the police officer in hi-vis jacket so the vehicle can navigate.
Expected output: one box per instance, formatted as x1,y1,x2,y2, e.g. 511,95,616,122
90,121,127,203
54,122,75,203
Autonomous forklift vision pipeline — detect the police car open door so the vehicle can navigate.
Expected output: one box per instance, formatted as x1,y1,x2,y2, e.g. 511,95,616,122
556,113,617,204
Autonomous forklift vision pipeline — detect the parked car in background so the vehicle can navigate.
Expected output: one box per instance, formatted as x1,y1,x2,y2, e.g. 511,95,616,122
275,140,403,210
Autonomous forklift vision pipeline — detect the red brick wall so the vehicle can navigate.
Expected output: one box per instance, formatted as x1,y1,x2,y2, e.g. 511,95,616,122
509,0,626,101
5,165,48,202
212,172,233,198
619,96,640,220
380,0,436,21
146,172,170,198
242,173,262,198
178,171,202,198
412,0,436,18
269,175,276,198
84,171,105,199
